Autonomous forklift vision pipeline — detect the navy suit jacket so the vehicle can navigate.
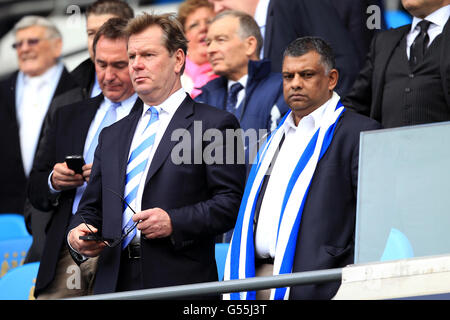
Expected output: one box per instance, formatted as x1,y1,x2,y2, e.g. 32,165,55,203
289,110,381,299
69,94,246,294
28,94,142,296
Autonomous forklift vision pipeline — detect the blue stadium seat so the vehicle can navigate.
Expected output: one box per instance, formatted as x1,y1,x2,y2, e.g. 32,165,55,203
385,10,412,29
0,262,39,300
215,243,229,281
0,236,33,278
0,213,30,240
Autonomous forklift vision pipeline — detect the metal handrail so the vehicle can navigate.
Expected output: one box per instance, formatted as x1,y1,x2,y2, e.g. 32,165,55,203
67,267,342,300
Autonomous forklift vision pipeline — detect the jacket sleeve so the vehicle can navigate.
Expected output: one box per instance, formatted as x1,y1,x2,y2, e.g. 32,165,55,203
341,33,379,117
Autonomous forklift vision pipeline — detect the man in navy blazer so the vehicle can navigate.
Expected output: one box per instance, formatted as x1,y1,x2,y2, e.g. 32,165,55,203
67,13,246,295
28,18,139,298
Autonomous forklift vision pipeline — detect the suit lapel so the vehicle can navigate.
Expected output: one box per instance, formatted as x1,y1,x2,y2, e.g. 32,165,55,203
117,98,144,192
71,94,105,155
5,72,19,123
440,17,450,107
144,95,195,186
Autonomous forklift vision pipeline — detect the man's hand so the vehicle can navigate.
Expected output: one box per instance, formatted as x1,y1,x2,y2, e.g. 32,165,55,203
132,208,173,239
68,223,106,257
51,162,84,191
82,163,93,182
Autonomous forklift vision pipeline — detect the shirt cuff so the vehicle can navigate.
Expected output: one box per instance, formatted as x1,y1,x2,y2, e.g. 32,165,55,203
67,229,89,262
48,170,61,194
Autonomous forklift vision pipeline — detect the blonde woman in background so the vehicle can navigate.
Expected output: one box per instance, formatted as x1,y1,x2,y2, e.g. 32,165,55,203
178,0,218,98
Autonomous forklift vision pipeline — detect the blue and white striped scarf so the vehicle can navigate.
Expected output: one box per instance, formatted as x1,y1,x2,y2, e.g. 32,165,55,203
223,93,345,300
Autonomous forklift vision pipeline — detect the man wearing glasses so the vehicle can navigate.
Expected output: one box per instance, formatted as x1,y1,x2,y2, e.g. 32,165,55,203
0,16,79,259
67,13,246,295
28,18,139,299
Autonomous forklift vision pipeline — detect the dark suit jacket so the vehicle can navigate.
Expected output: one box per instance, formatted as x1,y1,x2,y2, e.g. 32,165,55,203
264,0,360,96
68,94,246,294
342,17,450,122
70,58,96,99
28,94,142,296
0,67,79,215
289,110,381,299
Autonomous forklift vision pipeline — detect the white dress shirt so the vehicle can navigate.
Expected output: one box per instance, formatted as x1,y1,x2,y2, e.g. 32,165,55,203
254,98,330,259
129,88,187,243
406,5,450,59
16,62,64,177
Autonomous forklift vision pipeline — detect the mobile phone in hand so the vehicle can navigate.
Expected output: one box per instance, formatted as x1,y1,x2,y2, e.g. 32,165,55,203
65,155,85,175
79,234,100,241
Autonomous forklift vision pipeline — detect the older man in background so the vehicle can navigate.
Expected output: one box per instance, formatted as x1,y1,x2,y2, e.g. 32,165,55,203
0,16,79,262
196,10,289,168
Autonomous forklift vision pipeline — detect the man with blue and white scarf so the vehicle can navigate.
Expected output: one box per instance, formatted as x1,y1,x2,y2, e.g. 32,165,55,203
223,37,381,300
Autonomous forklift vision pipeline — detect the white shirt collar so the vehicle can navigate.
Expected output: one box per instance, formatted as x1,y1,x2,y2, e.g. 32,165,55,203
284,93,333,134
142,87,187,117
104,92,138,110
22,61,63,86
411,4,450,31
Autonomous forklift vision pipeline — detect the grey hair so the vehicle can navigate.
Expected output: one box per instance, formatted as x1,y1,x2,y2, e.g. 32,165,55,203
212,10,263,58
283,36,336,74
13,15,62,39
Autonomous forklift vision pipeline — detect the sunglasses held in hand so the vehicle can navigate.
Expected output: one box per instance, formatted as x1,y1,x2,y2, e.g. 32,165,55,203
78,188,138,248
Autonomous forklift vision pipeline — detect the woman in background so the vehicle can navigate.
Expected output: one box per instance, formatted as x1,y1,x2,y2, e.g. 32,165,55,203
178,0,218,98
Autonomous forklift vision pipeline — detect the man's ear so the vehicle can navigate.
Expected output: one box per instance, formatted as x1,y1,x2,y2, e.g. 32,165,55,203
245,35,258,58
51,37,63,59
328,68,339,91
174,48,186,74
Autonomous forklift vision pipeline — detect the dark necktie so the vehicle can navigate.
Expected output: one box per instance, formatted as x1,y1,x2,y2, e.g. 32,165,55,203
226,82,243,115
409,20,432,67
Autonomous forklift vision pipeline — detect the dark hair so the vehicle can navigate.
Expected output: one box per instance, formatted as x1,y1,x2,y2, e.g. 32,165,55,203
212,10,263,58
86,0,134,20
92,17,128,58
177,0,214,29
283,37,336,73
125,12,188,73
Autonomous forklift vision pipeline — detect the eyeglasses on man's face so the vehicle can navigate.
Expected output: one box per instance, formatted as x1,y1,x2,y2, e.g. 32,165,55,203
12,37,49,49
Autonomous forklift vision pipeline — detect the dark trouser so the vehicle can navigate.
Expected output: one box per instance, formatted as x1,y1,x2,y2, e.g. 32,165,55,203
116,244,143,292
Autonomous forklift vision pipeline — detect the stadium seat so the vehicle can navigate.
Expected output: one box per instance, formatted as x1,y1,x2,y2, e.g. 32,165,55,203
215,243,229,281
0,236,32,278
0,213,30,241
0,262,39,300
385,10,412,29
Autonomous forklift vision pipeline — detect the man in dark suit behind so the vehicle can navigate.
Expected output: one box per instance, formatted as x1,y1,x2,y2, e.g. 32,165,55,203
70,0,134,99
0,16,79,262
208,0,361,96
223,37,380,300
28,18,138,299
67,13,246,295
343,0,450,128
